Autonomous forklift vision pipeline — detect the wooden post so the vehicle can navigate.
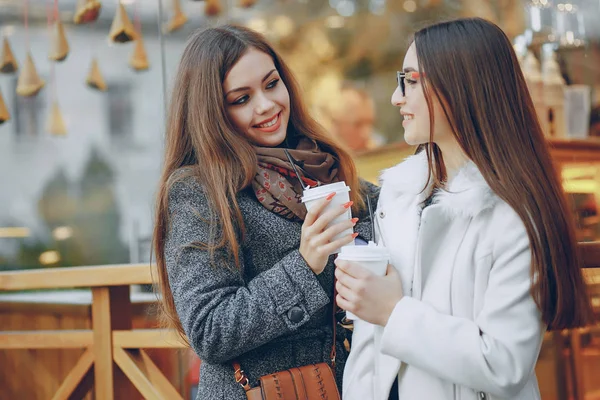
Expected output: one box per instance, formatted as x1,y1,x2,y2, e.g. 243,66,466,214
569,329,586,400
550,331,569,400
91,285,133,399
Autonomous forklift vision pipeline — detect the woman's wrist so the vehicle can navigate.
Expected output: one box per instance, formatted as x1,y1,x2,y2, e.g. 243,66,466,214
299,249,322,275
380,296,403,326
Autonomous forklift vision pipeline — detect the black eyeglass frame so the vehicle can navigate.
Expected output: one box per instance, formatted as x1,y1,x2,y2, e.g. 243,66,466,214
396,71,422,97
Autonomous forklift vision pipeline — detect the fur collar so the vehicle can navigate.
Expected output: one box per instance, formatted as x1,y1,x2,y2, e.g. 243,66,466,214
380,151,499,218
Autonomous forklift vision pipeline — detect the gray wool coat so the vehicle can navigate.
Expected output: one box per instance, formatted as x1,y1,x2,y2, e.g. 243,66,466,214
165,173,380,400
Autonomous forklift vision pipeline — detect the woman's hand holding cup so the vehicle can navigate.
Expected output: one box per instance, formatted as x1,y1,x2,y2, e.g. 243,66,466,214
300,192,358,275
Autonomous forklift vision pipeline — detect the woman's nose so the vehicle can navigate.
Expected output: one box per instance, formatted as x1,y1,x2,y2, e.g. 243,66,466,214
391,86,406,107
255,92,275,114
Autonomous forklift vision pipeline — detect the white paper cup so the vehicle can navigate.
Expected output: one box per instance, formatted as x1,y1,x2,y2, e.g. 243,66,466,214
337,242,389,320
301,181,353,254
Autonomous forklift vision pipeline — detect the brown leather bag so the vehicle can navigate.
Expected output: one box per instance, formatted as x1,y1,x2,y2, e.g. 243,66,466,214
234,361,340,400
232,285,341,400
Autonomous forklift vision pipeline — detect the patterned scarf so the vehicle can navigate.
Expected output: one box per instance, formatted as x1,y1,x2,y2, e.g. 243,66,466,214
252,138,339,221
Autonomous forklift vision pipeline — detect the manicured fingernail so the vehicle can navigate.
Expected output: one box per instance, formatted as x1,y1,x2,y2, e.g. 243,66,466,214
326,193,336,201
351,218,359,223
343,201,354,209
351,233,359,238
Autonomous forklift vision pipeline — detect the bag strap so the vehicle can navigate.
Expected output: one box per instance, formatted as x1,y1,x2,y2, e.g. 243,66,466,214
233,277,338,392
233,360,251,391
330,276,338,368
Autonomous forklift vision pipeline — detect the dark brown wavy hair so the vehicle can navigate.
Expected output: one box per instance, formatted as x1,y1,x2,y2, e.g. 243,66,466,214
153,25,364,337
413,18,592,330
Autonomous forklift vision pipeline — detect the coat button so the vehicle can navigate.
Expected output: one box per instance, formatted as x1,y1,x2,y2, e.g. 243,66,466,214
287,306,304,323
379,211,385,219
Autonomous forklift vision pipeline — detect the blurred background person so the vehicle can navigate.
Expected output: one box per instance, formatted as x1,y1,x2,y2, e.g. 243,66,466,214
328,82,386,152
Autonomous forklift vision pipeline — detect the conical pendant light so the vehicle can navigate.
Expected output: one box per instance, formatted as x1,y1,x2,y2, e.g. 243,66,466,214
0,38,18,74
49,20,69,61
0,89,10,124
16,52,45,97
73,0,102,24
205,0,222,16
129,35,149,71
86,57,107,91
165,0,188,32
47,101,67,136
109,2,136,43
238,0,257,8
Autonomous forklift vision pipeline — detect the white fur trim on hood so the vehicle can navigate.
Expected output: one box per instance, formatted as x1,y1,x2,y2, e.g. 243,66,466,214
380,150,499,218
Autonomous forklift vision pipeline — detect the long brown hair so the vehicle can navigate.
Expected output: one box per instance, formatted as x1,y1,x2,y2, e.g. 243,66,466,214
153,25,364,336
413,18,592,330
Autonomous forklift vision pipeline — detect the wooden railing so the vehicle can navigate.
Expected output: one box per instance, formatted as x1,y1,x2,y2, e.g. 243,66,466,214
0,263,187,400
562,242,600,400
0,243,599,400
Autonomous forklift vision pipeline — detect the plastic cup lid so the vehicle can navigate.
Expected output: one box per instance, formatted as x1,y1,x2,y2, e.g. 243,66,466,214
301,181,350,202
338,242,389,261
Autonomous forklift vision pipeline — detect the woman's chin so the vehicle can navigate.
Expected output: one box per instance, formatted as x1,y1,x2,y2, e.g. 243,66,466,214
403,132,427,147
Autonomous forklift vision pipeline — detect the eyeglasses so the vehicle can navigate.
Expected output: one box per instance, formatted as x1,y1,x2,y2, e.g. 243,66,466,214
397,71,423,97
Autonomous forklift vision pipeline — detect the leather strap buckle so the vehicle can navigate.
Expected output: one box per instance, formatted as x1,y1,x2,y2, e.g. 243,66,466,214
234,364,251,391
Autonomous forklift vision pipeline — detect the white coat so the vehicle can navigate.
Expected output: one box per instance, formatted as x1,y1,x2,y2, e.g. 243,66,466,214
343,152,545,400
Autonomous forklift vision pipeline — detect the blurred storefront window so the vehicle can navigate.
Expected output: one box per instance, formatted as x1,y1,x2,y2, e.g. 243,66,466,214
0,0,599,271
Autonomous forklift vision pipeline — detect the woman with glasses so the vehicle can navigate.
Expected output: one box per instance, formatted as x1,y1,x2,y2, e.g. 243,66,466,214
336,18,593,400
153,25,378,399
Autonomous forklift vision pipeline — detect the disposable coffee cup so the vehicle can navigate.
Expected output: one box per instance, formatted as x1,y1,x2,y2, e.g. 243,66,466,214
301,181,353,254
337,242,389,320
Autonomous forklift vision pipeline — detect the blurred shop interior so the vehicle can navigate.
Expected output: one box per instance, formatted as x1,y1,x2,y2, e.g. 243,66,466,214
0,0,599,399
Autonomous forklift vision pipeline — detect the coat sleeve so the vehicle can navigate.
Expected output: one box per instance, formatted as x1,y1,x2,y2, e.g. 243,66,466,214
379,208,544,398
342,319,378,399
165,179,330,364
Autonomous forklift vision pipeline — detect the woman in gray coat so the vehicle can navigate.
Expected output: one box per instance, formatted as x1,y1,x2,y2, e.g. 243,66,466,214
153,25,379,399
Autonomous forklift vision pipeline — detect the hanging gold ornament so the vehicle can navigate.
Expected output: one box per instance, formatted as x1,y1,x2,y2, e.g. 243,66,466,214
16,52,45,97
0,38,18,74
165,0,188,33
205,0,222,16
129,34,149,71
86,57,107,91
0,89,10,124
47,101,67,136
108,2,136,43
49,20,70,61
238,0,257,8
74,0,102,24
